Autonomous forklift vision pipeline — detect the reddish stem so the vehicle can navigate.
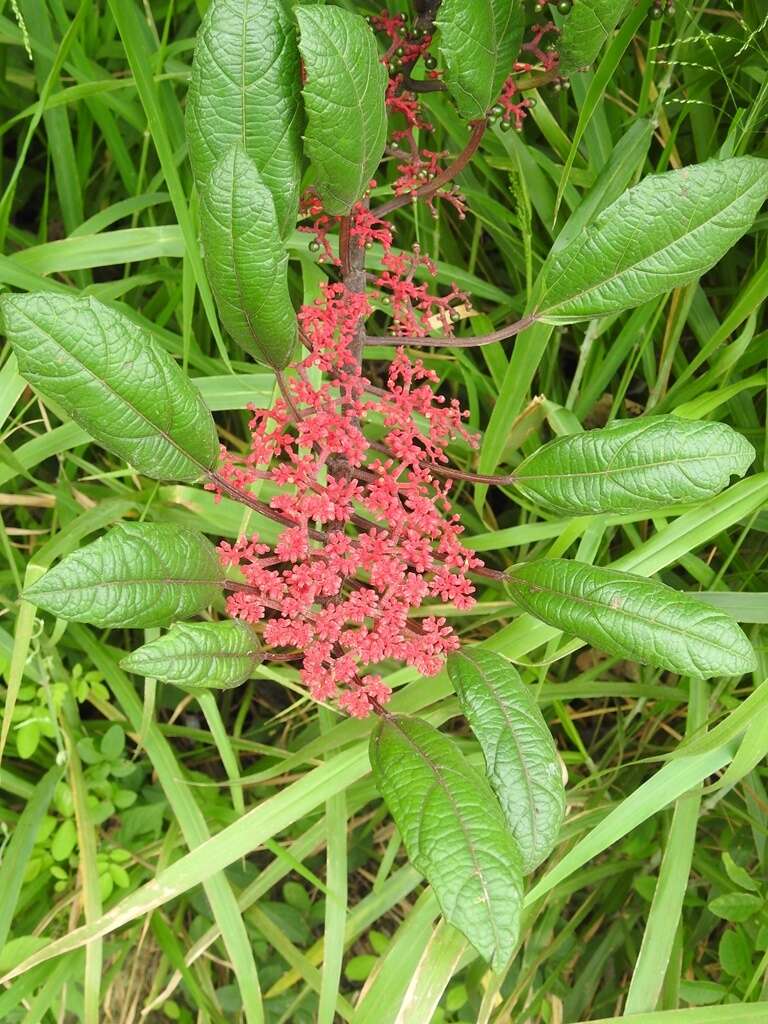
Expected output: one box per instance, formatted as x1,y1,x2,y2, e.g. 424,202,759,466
373,119,487,219
364,313,537,348
206,470,324,542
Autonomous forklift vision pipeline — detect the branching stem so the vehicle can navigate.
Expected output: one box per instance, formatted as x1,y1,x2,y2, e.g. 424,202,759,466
364,313,537,348
373,119,486,218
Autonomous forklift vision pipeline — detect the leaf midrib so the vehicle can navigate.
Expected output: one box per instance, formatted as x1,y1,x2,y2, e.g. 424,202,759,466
507,566,739,661
33,576,222,596
384,719,504,953
539,169,766,313
454,652,543,854
12,303,210,476
300,10,381,203
517,450,739,483
130,648,259,667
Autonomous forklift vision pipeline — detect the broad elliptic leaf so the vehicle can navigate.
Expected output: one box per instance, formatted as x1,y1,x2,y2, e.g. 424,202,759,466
506,559,756,678
436,0,524,120
370,714,523,970
24,524,223,629
200,145,297,368
448,649,565,874
513,416,755,515
186,0,302,236
537,158,768,324
296,6,387,215
558,0,630,75
1,293,217,483
122,620,262,689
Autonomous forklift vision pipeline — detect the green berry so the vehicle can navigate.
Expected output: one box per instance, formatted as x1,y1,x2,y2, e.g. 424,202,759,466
557,0,572,12
308,239,320,253
396,46,405,57
424,53,437,70
492,104,504,116
500,118,514,132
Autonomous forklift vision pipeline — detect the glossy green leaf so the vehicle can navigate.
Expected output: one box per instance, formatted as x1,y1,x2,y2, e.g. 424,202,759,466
506,559,756,678
186,0,302,236
513,416,754,515
448,649,565,874
538,158,768,323
24,524,222,629
122,620,262,689
1,293,217,482
200,145,297,368
558,0,630,75
296,6,387,215
436,0,524,120
370,714,523,971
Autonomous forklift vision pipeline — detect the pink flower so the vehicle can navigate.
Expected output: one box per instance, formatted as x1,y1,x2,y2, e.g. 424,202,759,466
211,204,484,718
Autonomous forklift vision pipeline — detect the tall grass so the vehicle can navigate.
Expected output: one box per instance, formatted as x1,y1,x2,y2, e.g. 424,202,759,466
0,1,767,1022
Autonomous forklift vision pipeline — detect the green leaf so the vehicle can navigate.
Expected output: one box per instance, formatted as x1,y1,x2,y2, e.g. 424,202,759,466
719,929,752,977
51,819,77,862
200,145,297,368
296,6,387,215
447,649,565,874
369,715,523,971
505,559,756,678
435,0,524,120
24,523,223,629
512,416,754,515
537,158,768,323
186,0,303,236
15,722,40,760
558,0,631,76
708,892,763,923
722,852,760,893
0,293,217,482
677,980,729,1006
122,620,262,690
100,725,125,761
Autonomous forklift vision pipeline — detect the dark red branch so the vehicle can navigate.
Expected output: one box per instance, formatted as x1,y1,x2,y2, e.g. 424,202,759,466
364,313,537,348
373,119,487,219
206,470,324,542
401,75,445,93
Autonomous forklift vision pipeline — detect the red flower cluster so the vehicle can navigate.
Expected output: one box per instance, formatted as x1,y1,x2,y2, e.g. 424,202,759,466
371,11,432,71
376,243,469,336
520,20,559,72
207,9,557,717
209,237,483,717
